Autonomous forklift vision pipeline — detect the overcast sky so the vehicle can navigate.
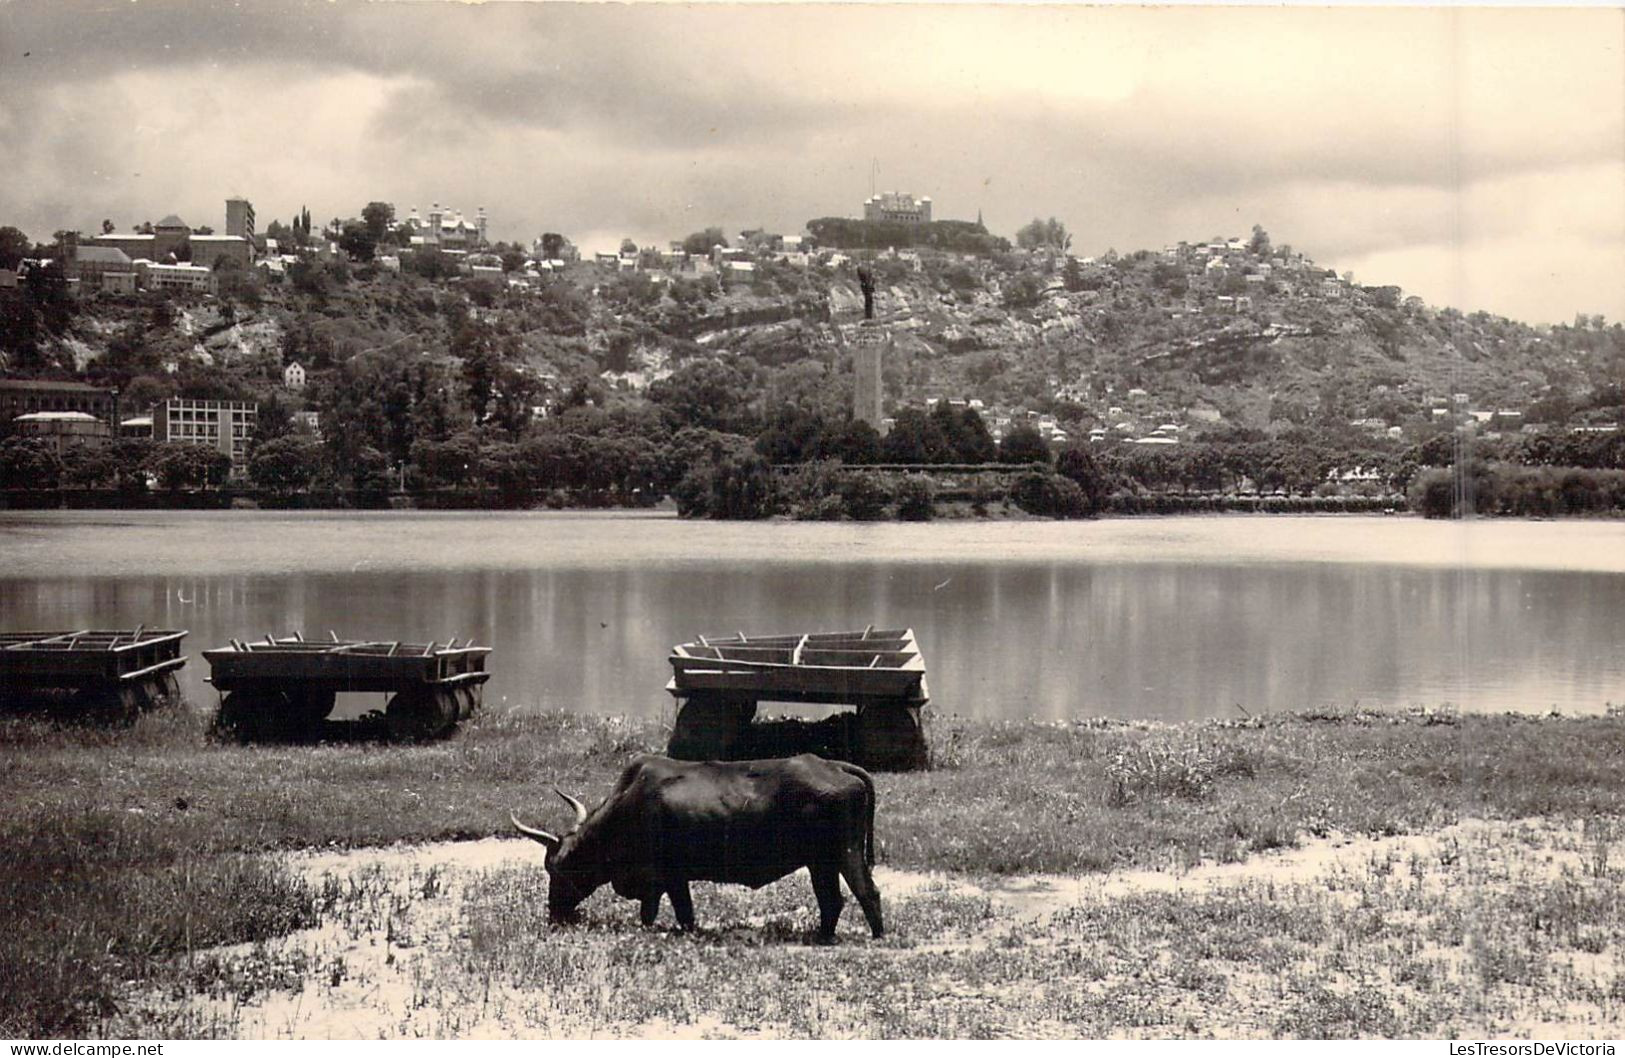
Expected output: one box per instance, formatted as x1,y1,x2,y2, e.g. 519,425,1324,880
1,2,1621,324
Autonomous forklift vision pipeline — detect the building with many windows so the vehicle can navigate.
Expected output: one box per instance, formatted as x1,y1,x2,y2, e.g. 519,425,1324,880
140,262,216,293
0,379,119,425
226,198,256,242
12,412,112,454
153,398,258,476
65,240,138,293
863,191,932,224
188,235,253,272
404,203,488,250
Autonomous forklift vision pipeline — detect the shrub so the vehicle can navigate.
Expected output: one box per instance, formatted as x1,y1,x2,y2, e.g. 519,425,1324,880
838,470,893,521
675,451,777,520
1010,469,1088,518
1409,467,1457,518
895,474,936,521
778,460,847,520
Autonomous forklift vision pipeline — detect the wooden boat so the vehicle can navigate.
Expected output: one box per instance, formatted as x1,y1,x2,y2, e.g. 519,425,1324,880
667,626,927,705
202,632,490,739
0,628,188,712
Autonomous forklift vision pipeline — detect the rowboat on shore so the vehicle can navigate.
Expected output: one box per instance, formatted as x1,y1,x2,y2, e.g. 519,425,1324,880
665,626,929,769
0,628,188,713
202,632,490,740
667,626,927,704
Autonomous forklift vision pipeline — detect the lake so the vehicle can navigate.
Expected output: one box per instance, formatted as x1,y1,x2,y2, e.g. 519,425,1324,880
2,511,1623,721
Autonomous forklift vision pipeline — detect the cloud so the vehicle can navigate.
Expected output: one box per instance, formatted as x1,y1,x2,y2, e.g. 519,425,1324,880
0,2,1620,322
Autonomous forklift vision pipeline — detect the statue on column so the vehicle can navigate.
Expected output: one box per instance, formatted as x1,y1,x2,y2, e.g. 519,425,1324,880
858,266,876,321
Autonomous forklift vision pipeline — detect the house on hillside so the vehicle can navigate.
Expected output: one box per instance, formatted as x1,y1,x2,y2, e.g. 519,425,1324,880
283,362,307,390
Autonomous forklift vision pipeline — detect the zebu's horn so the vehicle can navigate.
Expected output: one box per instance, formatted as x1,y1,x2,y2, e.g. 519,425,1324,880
556,788,588,828
510,810,561,856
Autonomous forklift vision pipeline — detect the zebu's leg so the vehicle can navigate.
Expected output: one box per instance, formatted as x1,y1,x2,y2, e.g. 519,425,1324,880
839,847,884,938
809,864,844,942
668,880,696,931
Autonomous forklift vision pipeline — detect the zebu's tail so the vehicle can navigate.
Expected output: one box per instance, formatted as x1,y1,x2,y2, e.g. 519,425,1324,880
835,760,877,866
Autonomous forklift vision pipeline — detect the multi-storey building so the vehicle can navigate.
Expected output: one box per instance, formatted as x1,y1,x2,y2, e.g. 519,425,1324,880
0,379,119,425
225,198,256,242
88,201,255,270
140,262,215,293
863,191,932,225
12,412,112,454
188,235,253,271
62,235,138,293
153,398,257,475
404,203,488,250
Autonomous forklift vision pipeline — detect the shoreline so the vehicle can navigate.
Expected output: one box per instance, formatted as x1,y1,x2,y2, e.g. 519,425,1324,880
4,708,1624,1037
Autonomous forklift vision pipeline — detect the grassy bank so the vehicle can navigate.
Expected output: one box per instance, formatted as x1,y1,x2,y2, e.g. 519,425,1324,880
3,706,1624,1036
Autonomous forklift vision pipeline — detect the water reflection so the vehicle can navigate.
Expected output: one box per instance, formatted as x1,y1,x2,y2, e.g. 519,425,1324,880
3,561,1621,719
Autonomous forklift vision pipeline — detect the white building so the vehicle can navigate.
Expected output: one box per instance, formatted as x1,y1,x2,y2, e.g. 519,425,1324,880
404,203,488,249
141,262,215,293
282,362,307,390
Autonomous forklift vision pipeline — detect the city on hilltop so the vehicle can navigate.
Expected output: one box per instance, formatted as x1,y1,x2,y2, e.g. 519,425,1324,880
0,187,1621,520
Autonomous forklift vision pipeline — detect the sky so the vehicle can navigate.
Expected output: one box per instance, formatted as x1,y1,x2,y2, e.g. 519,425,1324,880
0,1,1621,325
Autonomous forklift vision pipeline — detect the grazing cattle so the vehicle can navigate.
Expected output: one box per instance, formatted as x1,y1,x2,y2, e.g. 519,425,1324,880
511,753,883,941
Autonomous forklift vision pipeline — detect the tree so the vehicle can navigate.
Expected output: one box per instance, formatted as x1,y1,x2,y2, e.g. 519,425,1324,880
0,226,31,270
0,437,63,489
1248,224,1272,255
710,451,777,518
100,219,115,235
540,232,567,260
408,249,455,280
682,228,727,255
412,430,484,488
454,320,499,421
154,443,232,490
362,202,396,242
619,238,639,257
939,405,996,463
1056,442,1109,513
881,407,954,464
338,220,377,262
825,419,890,464
1010,469,1087,517
250,390,296,450
648,358,759,434
1001,272,1045,310
999,425,1051,465
248,435,323,491
1015,217,1071,253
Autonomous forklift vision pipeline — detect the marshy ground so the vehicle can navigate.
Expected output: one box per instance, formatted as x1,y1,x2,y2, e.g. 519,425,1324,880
3,706,1624,1038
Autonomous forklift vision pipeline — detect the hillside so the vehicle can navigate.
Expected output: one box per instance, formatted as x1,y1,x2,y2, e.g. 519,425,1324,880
4,227,1624,457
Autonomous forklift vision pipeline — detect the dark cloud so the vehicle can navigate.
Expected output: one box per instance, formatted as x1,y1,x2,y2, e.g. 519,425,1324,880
0,2,1619,321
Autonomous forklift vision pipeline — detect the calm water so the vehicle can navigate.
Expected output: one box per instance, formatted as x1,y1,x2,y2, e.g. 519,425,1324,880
2,511,1623,720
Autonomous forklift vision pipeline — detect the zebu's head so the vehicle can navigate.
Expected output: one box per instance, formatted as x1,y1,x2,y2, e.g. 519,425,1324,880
510,789,597,920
